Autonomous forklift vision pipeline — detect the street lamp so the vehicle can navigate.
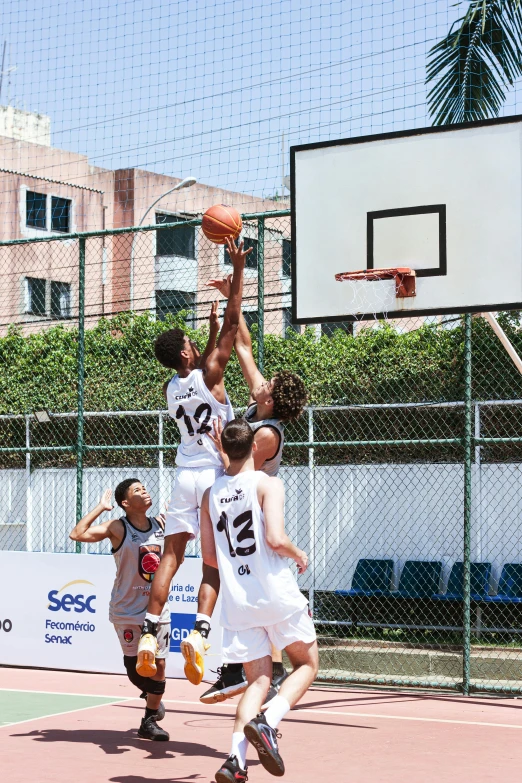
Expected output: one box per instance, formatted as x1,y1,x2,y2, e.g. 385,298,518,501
130,176,197,310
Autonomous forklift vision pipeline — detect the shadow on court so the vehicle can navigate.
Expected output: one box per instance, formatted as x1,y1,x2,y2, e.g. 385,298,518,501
110,777,205,783
11,728,226,761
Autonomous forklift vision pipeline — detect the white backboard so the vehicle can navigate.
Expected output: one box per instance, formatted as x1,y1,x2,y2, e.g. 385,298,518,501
291,116,522,321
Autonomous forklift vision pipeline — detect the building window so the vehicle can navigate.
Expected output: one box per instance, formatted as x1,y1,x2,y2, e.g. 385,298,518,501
156,290,196,324
321,321,354,337
156,214,195,258
283,307,301,337
26,191,47,229
282,239,291,277
224,236,258,269
25,277,47,315
243,311,258,331
51,197,71,233
51,281,71,319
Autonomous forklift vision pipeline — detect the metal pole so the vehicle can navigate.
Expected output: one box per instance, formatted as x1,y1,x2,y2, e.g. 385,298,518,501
257,217,265,373
75,237,86,553
308,407,316,616
25,414,33,552
462,313,473,695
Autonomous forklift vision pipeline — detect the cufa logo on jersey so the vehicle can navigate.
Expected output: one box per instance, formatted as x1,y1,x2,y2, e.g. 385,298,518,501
139,544,161,582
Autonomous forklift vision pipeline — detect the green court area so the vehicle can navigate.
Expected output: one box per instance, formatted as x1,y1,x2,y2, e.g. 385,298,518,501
0,689,126,727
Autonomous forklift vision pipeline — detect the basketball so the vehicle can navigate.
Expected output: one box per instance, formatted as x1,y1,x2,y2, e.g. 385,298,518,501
141,552,160,574
202,204,242,244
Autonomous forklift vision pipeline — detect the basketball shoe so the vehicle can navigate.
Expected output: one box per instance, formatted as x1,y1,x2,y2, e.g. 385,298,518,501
215,755,248,783
180,629,210,685
244,713,285,777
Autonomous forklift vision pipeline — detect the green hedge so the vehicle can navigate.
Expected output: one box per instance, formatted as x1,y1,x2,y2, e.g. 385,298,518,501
0,311,469,414
1,311,522,467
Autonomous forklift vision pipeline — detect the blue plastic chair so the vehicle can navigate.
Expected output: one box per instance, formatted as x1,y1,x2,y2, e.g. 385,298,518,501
483,564,522,603
392,561,442,598
432,562,491,601
337,559,393,597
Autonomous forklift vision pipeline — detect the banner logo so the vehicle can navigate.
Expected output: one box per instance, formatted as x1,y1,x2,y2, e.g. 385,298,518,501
47,579,96,614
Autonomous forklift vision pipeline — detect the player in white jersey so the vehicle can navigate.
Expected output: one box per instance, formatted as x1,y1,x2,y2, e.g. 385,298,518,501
199,274,308,704
69,479,170,741
200,419,318,782
136,236,250,682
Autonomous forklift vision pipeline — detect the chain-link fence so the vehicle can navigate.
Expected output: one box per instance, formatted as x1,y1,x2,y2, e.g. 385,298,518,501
3,215,522,695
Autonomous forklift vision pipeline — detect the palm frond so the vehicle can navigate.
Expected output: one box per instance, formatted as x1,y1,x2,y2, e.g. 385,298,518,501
426,0,522,125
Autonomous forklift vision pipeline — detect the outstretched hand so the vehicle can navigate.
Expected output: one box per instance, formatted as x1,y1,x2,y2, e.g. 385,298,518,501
207,417,224,454
99,489,113,512
224,236,252,270
209,299,221,330
206,274,232,299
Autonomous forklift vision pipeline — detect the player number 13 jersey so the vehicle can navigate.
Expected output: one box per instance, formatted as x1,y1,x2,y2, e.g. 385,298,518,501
208,470,307,630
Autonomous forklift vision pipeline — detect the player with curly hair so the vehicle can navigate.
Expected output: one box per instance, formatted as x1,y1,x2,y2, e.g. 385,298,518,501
188,273,308,705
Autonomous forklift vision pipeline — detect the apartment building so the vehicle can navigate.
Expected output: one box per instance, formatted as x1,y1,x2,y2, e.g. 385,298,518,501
0,107,296,336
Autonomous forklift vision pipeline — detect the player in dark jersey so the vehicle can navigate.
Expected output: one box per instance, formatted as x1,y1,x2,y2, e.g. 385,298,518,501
69,479,170,741
197,274,308,704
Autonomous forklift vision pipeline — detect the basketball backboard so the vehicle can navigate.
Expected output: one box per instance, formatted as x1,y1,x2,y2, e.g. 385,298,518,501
290,115,522,322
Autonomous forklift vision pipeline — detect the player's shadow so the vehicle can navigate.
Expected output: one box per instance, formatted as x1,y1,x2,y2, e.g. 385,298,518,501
110,777,204,783
11,727,225,761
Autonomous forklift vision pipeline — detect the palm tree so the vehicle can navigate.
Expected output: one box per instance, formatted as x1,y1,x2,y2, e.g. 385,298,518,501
426,0,522,125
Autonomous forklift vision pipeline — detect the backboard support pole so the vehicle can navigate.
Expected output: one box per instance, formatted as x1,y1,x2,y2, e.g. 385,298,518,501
481,311,522,376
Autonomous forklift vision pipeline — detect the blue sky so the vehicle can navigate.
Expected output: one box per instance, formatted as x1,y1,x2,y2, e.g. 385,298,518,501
3,0,522,197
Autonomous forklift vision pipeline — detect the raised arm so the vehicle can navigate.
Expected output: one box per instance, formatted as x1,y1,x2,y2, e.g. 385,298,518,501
203,237,250,399
260,476,308,574
200,488,219,570
206,275,264,398
69,489,124,549
197,300,221,369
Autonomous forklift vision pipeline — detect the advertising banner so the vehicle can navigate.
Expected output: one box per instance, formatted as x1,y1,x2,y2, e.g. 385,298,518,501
0,551,222,678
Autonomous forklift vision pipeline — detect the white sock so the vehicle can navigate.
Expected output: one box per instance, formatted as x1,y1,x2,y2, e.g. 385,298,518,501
264,695,290,729
196,613,212,625
144,612,160,623
231,731,248,769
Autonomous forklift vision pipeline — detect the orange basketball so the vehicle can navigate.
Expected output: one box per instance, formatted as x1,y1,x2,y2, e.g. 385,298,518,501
202,204,242,244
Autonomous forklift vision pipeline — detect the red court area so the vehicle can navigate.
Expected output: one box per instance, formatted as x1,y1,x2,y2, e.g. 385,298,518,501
1,667,521,783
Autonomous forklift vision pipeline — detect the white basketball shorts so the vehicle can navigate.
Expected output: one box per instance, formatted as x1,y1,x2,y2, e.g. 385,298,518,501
222,607,316,664
114,621,171,659
165,465,224,539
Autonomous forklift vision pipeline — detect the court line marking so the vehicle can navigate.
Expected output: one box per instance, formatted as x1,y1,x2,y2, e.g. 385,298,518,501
0,697,131,729
3,690,522,731
161,699,522,730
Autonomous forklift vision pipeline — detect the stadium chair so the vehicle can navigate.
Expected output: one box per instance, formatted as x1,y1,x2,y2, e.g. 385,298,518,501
338,558,394,597
432,562,491,601
392,560,443,598
483,564,522,604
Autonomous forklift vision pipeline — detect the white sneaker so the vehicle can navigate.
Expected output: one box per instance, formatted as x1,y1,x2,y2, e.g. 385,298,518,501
136,633,158,677
180,630,210,685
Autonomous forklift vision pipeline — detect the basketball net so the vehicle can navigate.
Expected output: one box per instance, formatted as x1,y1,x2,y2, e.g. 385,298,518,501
334,267,416,323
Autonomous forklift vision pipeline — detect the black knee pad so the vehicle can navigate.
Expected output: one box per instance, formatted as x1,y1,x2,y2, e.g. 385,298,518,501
123,655,164,695
147,678,166,695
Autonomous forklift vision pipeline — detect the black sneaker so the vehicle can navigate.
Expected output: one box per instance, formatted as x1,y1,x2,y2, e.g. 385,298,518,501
215,755,248,783
244,713,284,777
137,714,169,741
200,665,248,704
262,667,289,708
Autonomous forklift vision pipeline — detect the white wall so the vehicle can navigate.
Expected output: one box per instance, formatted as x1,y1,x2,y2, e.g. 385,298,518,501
1,464,521,593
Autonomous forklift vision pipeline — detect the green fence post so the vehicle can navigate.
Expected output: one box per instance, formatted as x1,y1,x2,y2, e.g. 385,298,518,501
257,217,265,374
75,236,86,553
462,312,473,695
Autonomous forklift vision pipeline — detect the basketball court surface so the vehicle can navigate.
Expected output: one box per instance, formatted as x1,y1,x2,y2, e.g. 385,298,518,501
1,666,520,782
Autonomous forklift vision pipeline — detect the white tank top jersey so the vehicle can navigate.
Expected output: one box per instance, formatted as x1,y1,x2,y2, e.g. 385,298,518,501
244,403,284,477
109,516,170,625
208,470,307,631
166,368,234,468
